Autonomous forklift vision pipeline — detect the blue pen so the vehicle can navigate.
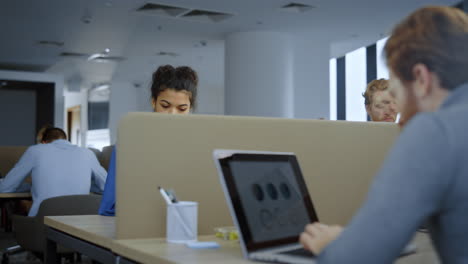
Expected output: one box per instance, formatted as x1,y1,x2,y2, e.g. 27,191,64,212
166,189,179,203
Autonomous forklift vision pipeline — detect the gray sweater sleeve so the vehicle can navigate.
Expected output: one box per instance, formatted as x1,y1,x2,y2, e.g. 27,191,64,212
316,113,455,264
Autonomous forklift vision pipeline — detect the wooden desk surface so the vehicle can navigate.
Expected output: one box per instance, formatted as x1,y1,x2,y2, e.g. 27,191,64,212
113,233,437,264
42,215,438,264
112,235,252,264
44,215,116,248
0,192,31,199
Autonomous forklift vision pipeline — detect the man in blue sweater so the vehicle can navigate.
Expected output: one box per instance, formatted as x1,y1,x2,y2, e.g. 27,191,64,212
300,6,468,263
0,127,107,216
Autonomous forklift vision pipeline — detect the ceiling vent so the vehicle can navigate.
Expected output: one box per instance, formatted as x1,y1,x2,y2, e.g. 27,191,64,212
280,3,315,13
37,40,64,47
136,3,189,17
156,51,179,57
182,9,233,23
60,52,86,57
135,2,233,23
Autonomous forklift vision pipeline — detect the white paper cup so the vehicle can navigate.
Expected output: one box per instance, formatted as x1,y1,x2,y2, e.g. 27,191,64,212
166,201,198,243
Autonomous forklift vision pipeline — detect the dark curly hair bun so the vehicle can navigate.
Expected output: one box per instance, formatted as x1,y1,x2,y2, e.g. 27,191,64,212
175,66,198,86
150,65,198,109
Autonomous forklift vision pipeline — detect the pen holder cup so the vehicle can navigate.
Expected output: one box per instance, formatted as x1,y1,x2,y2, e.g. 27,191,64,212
166,201,198,243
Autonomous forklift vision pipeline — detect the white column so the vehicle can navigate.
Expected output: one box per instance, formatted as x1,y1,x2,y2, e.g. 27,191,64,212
225,32,294,117
292,36,330,120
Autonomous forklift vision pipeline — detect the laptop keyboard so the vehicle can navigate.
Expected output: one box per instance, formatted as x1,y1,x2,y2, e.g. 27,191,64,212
278,247,315,258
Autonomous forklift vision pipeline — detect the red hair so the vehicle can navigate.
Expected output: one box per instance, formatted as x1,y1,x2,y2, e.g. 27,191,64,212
385,6,468,90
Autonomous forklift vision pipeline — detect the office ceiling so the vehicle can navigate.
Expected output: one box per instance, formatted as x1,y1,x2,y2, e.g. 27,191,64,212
0,0,458,89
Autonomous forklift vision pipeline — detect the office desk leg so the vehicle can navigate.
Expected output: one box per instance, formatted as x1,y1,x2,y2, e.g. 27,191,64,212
45,226,116,263
45,236,58,264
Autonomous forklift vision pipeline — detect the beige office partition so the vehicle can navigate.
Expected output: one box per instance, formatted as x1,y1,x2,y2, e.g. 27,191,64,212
0,146,28,176
116,113,399,239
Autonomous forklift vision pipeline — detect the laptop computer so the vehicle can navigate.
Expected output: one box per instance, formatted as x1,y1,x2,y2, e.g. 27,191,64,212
213,149,417,264
213,149,318,264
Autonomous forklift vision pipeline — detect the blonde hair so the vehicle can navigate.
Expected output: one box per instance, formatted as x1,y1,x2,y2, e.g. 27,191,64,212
363,79,389,105
36,124,52,143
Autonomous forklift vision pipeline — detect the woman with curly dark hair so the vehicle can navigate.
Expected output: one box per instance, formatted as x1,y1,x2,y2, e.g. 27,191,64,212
150,65,198,114
99,65,199,216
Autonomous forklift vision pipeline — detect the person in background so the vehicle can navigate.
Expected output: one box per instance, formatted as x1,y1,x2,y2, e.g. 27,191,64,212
38,124,103,194
98,65,199,216
300,6,468,263
363,79,398,122
0,127,107,216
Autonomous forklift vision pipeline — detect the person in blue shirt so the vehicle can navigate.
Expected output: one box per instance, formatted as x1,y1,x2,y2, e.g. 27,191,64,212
299,6,468,263
99,65,199,216
0,127,107,216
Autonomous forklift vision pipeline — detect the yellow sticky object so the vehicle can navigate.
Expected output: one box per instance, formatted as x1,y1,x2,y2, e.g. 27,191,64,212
228,230,239,241
214,226,239,241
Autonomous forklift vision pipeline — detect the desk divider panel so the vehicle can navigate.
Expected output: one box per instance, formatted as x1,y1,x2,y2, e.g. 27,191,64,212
0,146,28,176
116,113,399,239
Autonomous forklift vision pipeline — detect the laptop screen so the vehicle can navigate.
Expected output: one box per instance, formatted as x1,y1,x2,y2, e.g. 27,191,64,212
218,153,318,251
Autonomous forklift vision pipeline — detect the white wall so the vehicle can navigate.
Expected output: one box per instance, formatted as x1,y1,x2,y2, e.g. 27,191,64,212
0,70,65,128
195,63,224,115
109,81,139,143
292,35,330,119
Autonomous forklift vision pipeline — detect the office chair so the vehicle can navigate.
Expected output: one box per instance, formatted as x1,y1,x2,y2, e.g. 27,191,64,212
1,194,101,264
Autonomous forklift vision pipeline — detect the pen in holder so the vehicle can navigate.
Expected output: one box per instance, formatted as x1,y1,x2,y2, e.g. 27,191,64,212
166,201,198,243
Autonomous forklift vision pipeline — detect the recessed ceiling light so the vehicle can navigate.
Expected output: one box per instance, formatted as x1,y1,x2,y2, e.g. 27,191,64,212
92,83,110,92
88,49,111,61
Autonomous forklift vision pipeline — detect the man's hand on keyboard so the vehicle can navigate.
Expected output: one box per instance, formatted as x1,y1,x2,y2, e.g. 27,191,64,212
299,223,343,255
